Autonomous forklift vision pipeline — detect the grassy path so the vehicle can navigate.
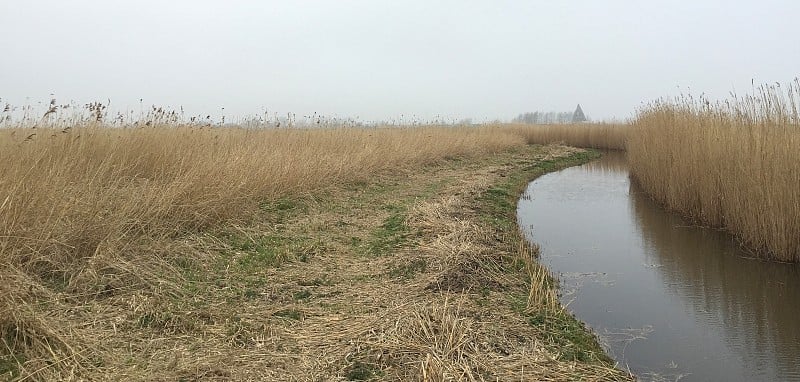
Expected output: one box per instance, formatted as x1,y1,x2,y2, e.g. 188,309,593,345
3,144,631,381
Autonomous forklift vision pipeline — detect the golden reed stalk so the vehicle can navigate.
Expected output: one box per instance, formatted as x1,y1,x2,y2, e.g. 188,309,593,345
628,80,800,261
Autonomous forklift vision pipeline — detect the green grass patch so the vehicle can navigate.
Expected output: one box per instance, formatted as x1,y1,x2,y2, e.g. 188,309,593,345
259,196,308,222
345,361,383,381
0,354,22,380
363,205,409,256
387,258,427,279
219,233,322,269
137,310,197,334
419,177,453,198
272,309,303,320
349,236,362,248
225,317,259,348
293,289,312,301
526,311,614,364
298,275,334,287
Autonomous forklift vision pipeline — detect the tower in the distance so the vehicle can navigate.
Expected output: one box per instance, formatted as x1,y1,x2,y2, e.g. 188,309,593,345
572,104,587,123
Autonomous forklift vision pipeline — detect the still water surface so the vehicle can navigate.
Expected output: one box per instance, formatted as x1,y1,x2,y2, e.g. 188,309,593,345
517,152,800,382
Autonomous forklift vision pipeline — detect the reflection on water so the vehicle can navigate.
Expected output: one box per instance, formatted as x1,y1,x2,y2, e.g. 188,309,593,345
518,152,800,382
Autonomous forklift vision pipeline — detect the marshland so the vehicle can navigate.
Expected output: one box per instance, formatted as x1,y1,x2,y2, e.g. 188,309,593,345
2,80,799,381
1,117,630,380
4,1,800,381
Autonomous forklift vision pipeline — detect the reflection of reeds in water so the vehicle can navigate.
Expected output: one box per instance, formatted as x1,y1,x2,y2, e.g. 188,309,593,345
629,180,800,377
583,151,628,176
628,80,800,261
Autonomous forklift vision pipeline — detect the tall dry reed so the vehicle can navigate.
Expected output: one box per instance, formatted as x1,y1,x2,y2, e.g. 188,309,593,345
0,124,534,378
0,126,528,280
628,80,800,262
509,123,629,150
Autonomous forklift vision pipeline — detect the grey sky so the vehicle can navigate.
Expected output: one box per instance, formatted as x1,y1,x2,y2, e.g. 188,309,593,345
1,0,798,122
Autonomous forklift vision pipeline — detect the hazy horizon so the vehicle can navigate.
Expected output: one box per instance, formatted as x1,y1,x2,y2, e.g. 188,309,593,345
2,0,798,123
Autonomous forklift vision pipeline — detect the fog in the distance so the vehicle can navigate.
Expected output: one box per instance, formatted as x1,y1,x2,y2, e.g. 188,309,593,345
1,0,798,122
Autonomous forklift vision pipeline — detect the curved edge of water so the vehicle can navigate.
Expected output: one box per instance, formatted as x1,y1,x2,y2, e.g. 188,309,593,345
498,148,633,377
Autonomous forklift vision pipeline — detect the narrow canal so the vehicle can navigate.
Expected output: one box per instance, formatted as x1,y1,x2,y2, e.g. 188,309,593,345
517,151,800,381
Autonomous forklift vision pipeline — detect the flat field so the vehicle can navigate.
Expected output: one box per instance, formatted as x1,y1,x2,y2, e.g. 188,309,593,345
0,126,629,381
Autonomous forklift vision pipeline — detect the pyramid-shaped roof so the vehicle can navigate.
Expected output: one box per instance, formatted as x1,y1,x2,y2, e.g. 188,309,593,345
572,104,587,123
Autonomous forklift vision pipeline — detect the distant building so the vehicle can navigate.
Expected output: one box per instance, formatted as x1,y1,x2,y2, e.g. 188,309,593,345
572,104,587,123
513,104,589,124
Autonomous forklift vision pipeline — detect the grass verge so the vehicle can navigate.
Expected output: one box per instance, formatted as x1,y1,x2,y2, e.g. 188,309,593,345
472,149,614,364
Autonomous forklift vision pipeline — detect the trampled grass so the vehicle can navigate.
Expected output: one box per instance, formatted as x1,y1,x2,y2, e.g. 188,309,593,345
0,130,628,380
0,123,631,380
0,125,525,379
0,125,522,275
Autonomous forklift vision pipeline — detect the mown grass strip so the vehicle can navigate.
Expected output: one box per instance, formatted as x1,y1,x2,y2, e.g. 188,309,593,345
476,148,614,365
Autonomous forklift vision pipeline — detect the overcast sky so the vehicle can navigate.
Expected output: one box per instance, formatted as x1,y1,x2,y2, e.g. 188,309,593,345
1,0,798,123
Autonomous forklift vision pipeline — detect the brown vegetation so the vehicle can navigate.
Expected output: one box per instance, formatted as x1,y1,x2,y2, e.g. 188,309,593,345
0,126,522,281
509,123,629,150
506,80,800,263
0,125,626,380
0,126,517,380
628,80,800,262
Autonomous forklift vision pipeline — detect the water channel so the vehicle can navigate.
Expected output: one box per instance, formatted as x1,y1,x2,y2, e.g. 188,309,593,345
517,151,800,382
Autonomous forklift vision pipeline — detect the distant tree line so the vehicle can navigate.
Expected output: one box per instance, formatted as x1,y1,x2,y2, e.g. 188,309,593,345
513,105,588,124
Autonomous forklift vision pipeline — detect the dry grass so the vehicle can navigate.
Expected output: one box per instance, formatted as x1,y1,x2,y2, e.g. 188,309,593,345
0,126,522,291
0,125,627,380
0,126,522,259
340,153,623,380
628,80,800,262
0,125,520,379
508,123,629,150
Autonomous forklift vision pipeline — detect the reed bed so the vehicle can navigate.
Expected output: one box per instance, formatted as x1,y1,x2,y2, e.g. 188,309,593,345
0,125,527,281
0,125,533,378
0,124,627,380
628,80,800,262
509,123,629,150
